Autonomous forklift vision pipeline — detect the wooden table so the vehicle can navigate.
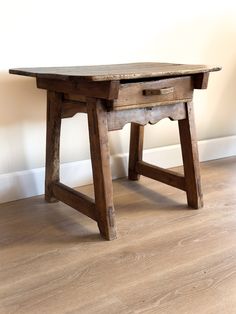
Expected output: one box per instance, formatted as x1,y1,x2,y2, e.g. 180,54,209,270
9,62,220,240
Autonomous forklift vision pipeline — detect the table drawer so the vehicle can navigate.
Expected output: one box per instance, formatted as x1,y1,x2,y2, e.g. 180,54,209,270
114,76,193,109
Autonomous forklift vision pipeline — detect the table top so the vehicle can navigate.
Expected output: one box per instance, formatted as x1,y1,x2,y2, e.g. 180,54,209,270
9,62,221,82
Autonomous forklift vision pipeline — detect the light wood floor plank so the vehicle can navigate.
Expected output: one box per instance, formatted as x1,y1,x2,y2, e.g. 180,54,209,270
0,157,236,313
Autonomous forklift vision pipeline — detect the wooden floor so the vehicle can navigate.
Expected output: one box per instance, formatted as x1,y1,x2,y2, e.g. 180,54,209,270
0,157,236,314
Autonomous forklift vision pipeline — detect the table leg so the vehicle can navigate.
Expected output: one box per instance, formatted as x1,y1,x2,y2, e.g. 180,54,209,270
45,91,62,202
128,123,144,180
87,98,117,240
178,102,203,209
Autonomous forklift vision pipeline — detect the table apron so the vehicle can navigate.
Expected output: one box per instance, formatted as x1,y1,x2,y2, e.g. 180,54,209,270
106,102,187,131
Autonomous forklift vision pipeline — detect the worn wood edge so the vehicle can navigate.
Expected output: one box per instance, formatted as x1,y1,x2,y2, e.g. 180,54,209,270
86,65,222,81
112,98,192,111
9,69,37,77
9,64,221,81
118,75,192,89
52,182,97,221
136,161,186,191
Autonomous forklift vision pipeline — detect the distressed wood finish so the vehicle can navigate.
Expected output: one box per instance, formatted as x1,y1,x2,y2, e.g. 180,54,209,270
52,182,96,220
178,102,203,208
114,76,193,109
9,62,220,240
136,161,186,191
87,98,117,240
128,123,144,180
193,72,209,89
61,100,87,118
107,102,186,131
37,78,120,100
45,91,62,202
9,62,220,81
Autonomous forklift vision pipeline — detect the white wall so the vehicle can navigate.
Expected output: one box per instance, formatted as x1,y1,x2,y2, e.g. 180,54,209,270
0,0,236,200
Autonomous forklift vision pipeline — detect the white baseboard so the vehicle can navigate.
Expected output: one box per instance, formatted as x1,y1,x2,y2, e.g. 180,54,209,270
0,135,236,204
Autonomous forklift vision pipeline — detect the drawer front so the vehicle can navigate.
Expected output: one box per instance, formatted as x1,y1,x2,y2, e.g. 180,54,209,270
114,76,193,109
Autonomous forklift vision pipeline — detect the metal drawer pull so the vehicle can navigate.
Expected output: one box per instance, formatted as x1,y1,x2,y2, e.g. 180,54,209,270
143,87,175,96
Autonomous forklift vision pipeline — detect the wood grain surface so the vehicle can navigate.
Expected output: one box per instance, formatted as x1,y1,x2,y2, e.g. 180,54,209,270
9,62,221,81
0,157,235,313
114,76,193,108
87,98,117,240
45,91,62,202
178,102,203,209
128,123,144,180
107,103,186,130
